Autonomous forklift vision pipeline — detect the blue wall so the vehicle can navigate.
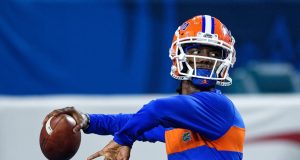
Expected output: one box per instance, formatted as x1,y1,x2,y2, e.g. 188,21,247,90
1,0,299,94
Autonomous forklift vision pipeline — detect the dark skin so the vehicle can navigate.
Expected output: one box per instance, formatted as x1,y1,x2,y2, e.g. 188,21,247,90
185,45,223,71
42,45,220,160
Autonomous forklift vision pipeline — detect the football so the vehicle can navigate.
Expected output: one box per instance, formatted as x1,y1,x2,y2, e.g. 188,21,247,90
40,114,81,160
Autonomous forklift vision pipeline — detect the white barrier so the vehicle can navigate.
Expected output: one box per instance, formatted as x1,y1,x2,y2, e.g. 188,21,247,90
0,94,300,160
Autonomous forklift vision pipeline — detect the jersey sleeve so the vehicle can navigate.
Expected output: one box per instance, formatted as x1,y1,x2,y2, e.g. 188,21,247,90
83,113,165,142
113,93,235,147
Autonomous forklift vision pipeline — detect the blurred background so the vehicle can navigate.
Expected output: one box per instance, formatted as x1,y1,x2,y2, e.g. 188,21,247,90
1,0,300,159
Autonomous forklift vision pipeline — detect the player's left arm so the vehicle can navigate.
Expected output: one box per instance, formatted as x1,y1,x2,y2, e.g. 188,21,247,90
43,107,166,143
84,113,165,143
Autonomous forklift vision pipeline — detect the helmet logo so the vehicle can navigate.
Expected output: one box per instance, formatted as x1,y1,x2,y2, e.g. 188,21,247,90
222,25,231,37
180,22,190,31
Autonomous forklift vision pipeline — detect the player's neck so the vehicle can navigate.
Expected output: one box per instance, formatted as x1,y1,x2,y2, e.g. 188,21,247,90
181,80,214,95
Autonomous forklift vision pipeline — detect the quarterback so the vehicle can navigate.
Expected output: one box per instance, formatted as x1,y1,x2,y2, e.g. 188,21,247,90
44,15,245,160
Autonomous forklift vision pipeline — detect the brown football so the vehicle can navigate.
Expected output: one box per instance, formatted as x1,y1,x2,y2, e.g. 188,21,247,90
40,114,81,160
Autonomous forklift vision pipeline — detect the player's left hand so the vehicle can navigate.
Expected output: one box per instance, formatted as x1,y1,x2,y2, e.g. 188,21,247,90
87,140,131,160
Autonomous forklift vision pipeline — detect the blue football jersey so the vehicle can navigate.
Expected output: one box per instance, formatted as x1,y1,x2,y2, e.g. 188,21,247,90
85,89,245,160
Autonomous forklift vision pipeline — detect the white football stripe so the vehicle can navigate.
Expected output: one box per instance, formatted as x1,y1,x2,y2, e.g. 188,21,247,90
204,15,212,34
45,116,54,135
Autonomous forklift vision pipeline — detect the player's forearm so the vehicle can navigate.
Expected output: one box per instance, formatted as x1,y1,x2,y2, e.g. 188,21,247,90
84,113,133,135
83,113,165,143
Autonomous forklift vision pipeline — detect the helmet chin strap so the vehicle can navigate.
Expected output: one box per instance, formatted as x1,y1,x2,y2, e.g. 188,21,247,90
191,69,217,88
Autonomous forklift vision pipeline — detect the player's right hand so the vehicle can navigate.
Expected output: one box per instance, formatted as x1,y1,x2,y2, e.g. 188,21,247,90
42,106,89,133
87,140,131,160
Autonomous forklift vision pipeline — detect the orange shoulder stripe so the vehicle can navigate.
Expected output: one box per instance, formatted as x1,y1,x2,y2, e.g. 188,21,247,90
208,126,245,152
165,126,245,155
165,129,205,154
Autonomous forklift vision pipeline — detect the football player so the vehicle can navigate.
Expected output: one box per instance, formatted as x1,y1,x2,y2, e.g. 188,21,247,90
44,15,245,160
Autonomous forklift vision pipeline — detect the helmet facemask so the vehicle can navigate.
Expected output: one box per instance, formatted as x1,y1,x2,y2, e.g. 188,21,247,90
170,33,235,87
